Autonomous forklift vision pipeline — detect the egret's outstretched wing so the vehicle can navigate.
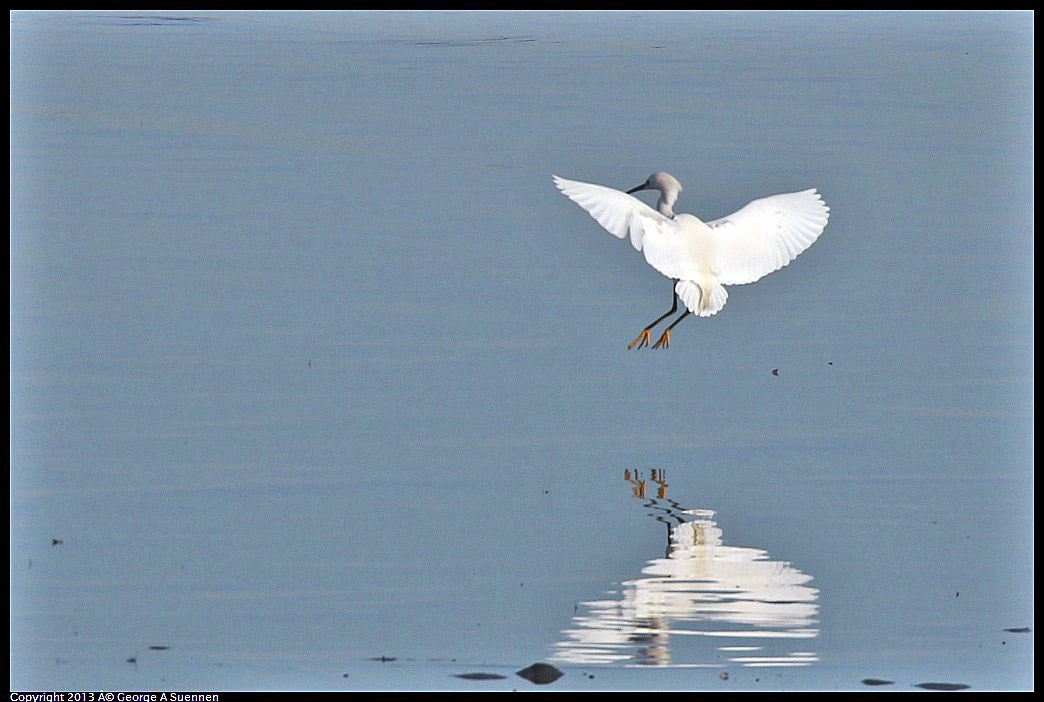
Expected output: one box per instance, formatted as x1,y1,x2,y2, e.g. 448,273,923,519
553,175,667,251
708,189,830,285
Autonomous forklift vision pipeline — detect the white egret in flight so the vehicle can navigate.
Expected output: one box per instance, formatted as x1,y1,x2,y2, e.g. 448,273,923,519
553,172,829,349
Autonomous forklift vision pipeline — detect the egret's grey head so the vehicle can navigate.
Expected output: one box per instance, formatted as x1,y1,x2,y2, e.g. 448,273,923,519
626,172,683,218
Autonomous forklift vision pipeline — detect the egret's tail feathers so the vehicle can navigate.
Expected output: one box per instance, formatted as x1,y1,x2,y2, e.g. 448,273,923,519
676,280,728,317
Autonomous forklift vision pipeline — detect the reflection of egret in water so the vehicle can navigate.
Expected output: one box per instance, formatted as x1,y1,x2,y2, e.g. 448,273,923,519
551,470,819,668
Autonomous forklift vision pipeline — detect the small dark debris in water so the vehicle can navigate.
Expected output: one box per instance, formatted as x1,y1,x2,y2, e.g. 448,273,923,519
370,655,396,662
1004,627,1031,633
586,673,595,679
828,361,833,365
126,656,137,664
52,538,63,545
719,671,729,680
861,678,894,686
516,662,563,685
148,645,169,651
915,682,970,691
956,591,959,597
342,673,349,678
454,672,507,681
771,368,779,376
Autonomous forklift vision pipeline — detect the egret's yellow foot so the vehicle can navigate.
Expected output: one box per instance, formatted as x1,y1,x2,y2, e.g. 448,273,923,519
652,329,672,349
628,329,652,349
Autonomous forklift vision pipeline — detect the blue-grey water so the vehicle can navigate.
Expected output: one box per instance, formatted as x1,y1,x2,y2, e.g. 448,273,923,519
10,11,1033,691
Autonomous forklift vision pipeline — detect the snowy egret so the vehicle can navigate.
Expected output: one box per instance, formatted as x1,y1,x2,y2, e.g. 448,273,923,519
553,173,829,349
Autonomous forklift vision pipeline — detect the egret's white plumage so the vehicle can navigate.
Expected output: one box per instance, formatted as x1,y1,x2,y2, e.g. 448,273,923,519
553,172,829,348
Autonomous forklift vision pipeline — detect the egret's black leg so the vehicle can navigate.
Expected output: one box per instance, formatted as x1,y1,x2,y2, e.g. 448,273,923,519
629,282,679,349
652,310,691,350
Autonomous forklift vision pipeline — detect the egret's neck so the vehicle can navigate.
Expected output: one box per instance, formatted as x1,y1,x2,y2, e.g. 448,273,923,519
657,191,678,218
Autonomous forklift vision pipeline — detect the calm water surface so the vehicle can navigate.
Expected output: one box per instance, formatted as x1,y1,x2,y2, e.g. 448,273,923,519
10,11,1033,691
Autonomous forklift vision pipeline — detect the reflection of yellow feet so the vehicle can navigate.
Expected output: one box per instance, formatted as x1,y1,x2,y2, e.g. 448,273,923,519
652,329,671,349
628,329,652,349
